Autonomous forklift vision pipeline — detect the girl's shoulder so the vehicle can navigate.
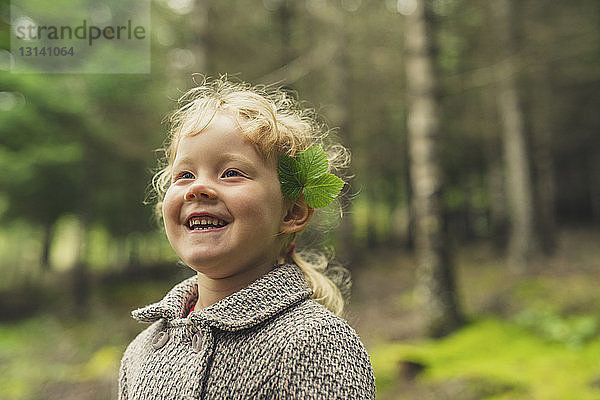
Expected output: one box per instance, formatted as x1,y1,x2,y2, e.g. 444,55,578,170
284,297,349,326
276,297,367,350
270,298,375,398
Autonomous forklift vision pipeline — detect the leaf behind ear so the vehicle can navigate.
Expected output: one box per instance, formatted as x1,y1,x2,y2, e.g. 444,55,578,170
279,155,305,199
303,173,345,208
296,145,328,180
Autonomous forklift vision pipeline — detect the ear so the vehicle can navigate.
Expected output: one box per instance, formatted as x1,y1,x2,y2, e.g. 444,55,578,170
280,200,314,234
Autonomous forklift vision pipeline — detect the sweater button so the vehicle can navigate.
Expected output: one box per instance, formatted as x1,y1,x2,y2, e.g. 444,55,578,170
191,333,203,352
152,331,169,349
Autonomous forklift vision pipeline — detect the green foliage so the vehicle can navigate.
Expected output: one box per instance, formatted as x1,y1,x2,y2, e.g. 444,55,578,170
302,173,345,209
372,318,600,400
278,146,345,208
0,276,188,399
0,0,597,280
515,308,599,349
296,145,329,179
278,154,305,199
0,316,88,399
78,345,123,381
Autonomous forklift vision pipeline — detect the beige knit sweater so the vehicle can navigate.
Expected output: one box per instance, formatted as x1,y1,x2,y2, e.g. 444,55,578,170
118,264,375,399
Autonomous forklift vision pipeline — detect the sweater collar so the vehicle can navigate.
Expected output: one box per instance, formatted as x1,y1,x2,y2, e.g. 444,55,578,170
131,264,313,331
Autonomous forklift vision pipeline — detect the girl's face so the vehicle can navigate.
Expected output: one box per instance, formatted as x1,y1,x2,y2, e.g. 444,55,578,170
162,112,287,278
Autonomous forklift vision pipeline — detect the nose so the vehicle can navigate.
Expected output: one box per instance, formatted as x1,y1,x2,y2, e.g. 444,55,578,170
184,182,218,201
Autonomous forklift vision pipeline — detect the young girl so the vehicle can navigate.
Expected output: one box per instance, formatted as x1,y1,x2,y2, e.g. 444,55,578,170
118,77,375,399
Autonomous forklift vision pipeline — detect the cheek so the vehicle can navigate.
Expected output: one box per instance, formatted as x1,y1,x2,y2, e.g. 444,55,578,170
235,187,284,229
162,187,179,222
261,194,287,231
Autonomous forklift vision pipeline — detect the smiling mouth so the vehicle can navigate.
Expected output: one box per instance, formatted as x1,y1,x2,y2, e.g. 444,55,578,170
186,216,229,231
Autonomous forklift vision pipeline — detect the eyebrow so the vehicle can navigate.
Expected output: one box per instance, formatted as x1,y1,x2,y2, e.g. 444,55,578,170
173,152,256,168
219,152,254,165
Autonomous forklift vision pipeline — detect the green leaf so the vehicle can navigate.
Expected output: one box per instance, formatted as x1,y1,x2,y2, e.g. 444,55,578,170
278,155,305,199
278,145,345,207
303,173,345,208
296,145,328,181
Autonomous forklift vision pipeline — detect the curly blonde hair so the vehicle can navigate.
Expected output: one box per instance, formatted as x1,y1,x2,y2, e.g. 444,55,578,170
151,76,351,316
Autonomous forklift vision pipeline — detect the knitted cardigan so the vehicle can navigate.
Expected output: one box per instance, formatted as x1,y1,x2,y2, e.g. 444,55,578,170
118,264,376,399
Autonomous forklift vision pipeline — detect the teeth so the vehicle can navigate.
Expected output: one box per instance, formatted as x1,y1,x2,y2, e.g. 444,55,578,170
187,216,227,230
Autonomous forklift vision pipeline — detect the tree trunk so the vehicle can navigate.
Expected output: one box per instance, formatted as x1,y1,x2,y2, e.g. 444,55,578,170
481,88,508,252
330,13,356,266
40,221,54,271
190,0,210,73
405,150,416,251
529,73,557,254
72,136,93,318
72,213,90,318
590,151,600,223
490,0,536,269
277,0,294,65
128,234,141,269
405,0,462,338
488,148,509,252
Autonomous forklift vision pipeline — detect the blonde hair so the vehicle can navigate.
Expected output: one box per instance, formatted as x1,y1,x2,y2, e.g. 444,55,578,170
151,76,351,316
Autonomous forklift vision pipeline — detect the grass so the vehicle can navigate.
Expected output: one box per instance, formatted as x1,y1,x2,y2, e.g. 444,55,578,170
0,278,181,400
364,228,600,399
1,228,599,399
0,315,124,400
20,313,598,400
371,318,600,399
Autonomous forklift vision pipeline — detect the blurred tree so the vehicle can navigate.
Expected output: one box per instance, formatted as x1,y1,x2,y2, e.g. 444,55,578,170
489,0,536,269
405,0,463,337
1,0,599,302
0,74,84,270
190,0,210,73
314,2,356,264
331,20,356,265
527,67,557,255
276,0,295,65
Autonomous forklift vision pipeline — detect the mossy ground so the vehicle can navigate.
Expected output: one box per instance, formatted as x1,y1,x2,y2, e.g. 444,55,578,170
371,318,600,399
352,228,600,399
1,228,599,400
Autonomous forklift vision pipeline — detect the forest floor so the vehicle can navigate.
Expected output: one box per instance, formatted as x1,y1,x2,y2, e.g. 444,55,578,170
1,227,599,400
348,227,600,399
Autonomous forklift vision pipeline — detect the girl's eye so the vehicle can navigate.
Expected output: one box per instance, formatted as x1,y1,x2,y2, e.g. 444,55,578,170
222,169,243,178
176,171,195,181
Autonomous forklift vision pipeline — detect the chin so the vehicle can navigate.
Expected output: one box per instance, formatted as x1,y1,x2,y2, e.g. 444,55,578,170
181,255,222,271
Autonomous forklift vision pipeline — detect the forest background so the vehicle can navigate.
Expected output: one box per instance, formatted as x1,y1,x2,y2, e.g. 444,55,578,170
0,0,599,399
